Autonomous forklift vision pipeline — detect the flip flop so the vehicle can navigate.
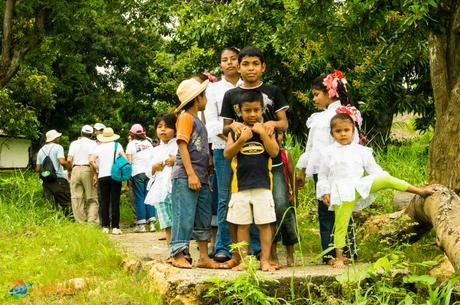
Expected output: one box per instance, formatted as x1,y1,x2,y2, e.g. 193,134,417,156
214,252,230,263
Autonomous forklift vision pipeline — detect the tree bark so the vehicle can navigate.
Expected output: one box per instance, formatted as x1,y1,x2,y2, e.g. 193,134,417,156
363,186,460,271
428,1,460,192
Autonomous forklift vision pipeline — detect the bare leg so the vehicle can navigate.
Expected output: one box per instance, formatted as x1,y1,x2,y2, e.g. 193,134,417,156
231,224,250,271
407,184,438,197
258,223,276,272
286,244,294,267
197,240,220,269
165,227,171,246
332,248,346,269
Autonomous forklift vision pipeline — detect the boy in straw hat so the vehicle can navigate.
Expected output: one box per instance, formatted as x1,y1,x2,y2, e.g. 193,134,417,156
169,77,220,269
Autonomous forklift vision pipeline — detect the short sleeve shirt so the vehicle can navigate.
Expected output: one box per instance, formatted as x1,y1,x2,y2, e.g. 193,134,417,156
171,112,209,184
68,137,98,165
126,139,154,176
221,83,288,165
229,131,272,193
36,143,66,179
92,142,124,178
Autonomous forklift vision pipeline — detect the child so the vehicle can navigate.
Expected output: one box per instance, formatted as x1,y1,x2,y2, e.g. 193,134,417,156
145,113,178,246
224,90,279,272
317,107,437,268
272,130,296,266
296,70,360,264
221,45,298,266
169,77,219,269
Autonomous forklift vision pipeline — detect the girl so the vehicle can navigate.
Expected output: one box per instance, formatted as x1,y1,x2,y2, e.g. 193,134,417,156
296,70,360,263
145,113,178,246
126,124,156,232
317,108,437,268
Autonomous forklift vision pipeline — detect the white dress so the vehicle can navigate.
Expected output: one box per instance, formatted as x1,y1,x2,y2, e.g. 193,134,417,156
296,101,361,176
316,142,388,211
144,138,178,206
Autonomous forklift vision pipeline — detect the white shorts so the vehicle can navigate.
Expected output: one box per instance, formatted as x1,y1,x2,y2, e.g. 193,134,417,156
226,188,276,225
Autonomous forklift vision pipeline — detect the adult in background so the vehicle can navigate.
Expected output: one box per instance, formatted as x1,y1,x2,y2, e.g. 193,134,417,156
67,125,99,224
204,47,242,262
126,124,156,232
93,123,106,143
89,128,126,234
36,129,71,215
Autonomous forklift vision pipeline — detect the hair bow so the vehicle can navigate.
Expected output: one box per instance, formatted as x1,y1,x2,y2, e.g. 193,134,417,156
336,104,361,125
203,71,219,83
323,69,347,98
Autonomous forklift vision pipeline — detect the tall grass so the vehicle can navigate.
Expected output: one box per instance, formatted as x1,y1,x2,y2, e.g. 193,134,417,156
0,170,162,305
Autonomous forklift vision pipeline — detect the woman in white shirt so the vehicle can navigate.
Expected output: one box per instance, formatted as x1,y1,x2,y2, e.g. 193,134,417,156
89,128,127,234
126,124,156,233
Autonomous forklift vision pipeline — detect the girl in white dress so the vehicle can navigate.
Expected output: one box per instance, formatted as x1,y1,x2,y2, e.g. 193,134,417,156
145,113,177,246
317,108,437,268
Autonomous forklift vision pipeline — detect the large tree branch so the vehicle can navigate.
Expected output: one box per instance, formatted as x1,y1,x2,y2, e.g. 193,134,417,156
1,0,16,70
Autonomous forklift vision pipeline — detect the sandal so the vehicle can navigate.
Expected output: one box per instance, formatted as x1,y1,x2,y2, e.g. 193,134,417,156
214,252,230,263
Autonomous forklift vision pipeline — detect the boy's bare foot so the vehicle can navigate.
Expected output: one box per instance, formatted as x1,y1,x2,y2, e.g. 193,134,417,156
232,263,246,272
196,258,220,269
269,260,280,270
331,258,346,269
171,254,192,269
260,260,276,272
218,258,240,269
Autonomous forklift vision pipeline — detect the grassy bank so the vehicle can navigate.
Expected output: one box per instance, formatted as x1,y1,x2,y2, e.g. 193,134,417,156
0,171,162,305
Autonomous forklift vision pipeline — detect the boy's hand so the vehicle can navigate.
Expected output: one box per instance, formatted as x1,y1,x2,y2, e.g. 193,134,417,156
296,169,306,189
188,173,202,191
230,122,246,137
164,154,175,167
322,194,330,206
263,121,277,136
240,126,253,141
251,122,265,135
152,162,165,172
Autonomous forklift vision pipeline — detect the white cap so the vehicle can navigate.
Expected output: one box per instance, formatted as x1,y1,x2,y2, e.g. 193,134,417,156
45,129,62,143
81,125,94,134
94,123,106,131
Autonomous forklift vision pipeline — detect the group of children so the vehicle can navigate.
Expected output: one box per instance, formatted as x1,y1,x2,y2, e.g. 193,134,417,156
133,46,437,271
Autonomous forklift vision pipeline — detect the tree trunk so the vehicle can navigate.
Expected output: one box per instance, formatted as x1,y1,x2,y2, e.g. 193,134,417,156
363,186,460,271
427,1,460,192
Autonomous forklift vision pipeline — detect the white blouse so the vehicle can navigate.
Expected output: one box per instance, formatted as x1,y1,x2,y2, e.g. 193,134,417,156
144,138,178,206
316,142,388,211
297,101,361,176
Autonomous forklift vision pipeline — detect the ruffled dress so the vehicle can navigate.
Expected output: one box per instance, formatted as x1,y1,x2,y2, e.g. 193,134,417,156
144,138,178,206
316,142,388,211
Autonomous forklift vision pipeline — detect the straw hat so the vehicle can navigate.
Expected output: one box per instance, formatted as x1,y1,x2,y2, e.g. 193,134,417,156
96,127,120,143
175,78,209,112
45,129,62,143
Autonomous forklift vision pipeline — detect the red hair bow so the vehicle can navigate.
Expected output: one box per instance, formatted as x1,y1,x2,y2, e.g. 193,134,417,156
323,69,347,98
336,104,360,124
203,71,219,83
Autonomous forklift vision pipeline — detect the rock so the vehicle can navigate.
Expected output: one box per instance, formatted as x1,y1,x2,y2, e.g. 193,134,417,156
429,255,455,282
393,191,415,210
67,277,86,290
121,258,142,274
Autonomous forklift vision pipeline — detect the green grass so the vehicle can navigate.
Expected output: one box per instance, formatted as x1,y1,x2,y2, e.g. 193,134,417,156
0,171,162,305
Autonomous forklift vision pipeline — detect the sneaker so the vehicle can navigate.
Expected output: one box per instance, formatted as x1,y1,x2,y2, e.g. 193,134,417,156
133,224,146,233
149,222,156,232
112,228,123,235
102,227,109,233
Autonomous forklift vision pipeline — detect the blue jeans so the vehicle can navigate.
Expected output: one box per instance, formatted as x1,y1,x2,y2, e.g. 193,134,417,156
213,149,233,258
170,178,212,257
249,165,299,254
131,173,156,224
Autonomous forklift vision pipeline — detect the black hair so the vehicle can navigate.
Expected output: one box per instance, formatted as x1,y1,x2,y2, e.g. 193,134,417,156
131,133,147,140
155,112,177,132
221,47,240,57
238,45,264,64
236,89,264,108
194,73,208,82
330,113,355,131
311,74,349,105
81,132,93,138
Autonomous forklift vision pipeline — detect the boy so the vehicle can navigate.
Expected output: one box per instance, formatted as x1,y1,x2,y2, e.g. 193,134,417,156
223,90,279,272
170,77,219,269
220,46,298,267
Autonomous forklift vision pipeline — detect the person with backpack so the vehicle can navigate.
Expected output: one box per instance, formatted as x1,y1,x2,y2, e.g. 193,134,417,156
89,127,130,234
36,129,71,215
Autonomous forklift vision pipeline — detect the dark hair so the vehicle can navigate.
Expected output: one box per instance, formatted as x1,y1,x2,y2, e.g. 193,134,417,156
81,132,93,138
221,47,240,57
194,73,208,82
311,74,349,105
131,133,146,140
238,46,264,64
155,112,177,132
330,113,355,131
237,90,264,108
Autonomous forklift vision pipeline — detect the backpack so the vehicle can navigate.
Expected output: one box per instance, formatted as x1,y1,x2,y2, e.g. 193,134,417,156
40,146,57,182
111,142,132,181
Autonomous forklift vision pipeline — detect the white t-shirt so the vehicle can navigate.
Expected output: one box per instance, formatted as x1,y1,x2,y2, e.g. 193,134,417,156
126,139,154,176
36,143,67,179
92,142,124,178
68,137,98,165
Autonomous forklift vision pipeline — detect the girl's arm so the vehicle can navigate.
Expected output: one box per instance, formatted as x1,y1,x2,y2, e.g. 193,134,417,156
252,122,279,158
177,140,201,191
362,147,387,176
223,128,253,159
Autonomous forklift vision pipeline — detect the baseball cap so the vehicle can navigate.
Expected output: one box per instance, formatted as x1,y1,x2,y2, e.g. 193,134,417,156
129,124,145,134
94,123,106,131
81,125,94,133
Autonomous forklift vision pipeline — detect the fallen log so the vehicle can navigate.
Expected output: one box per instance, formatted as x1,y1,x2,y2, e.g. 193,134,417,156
362,186,460,271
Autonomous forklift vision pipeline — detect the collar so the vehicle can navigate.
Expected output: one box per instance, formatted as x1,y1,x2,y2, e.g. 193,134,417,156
239,81,263,89
221,77,243,88
327,100,341,111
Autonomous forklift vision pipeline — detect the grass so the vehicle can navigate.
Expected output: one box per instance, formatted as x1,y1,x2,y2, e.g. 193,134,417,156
0,171,162,305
